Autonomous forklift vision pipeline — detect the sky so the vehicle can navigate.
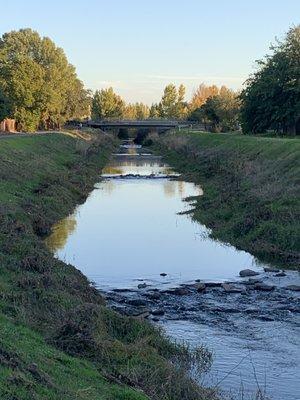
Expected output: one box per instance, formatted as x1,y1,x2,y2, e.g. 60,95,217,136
1,0,299,104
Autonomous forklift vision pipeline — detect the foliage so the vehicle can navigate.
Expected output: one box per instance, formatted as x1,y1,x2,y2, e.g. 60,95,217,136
0,88,12,121
189,86,240,131
150,84,188,119
0,29,90,131
240,25,300,135
92,87,125,120
123,102,150,119
189,84,219,111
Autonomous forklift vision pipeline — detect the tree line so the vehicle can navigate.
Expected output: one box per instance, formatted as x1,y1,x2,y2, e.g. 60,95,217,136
0,26,298,134
92,25,299,135
91,83,240,132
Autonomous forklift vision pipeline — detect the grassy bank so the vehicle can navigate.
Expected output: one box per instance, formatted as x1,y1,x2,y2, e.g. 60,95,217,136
154,130,300,268
0,133,214,400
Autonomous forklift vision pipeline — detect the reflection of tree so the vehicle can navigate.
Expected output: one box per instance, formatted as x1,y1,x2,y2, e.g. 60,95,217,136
45,216,77,252
102,166,123,175
102,180,116,195
163,181,176,198
178,181,185,197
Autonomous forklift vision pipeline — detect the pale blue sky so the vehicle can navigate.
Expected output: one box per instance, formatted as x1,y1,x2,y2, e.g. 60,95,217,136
1,0,299,103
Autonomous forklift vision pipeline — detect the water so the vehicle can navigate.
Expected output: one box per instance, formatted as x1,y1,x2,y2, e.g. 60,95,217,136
46,144,300,400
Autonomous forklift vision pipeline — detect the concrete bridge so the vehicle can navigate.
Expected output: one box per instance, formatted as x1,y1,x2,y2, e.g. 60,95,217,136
86,119,191,130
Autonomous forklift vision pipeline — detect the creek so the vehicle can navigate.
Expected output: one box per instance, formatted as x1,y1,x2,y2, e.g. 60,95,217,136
46,143,300,400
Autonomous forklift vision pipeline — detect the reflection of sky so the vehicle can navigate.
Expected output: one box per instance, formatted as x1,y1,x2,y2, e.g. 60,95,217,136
48,167,265,290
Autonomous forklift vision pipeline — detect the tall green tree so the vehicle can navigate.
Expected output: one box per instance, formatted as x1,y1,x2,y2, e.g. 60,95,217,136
149,103,160,118
0,28,90,131
92,87,125,120
240,25,300,135
159,84,178,118
157,84,187,119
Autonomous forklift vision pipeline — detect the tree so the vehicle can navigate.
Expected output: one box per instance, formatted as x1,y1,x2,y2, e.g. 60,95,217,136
92,87,125,120
135,102,150,119
175,84,188,119
157,84,187,119
0,88,12,122
159,84,178,118
240,25,300,135
189,84,219,111
0,28,90,131
189,87,240,132
149,103,160,118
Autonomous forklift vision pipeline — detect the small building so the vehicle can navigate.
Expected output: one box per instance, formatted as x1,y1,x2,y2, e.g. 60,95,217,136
0,118,16,133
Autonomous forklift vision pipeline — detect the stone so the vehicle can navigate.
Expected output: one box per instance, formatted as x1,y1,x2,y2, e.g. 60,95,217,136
221,283,244,293
127,299,148,307
146,292,161,300
195,283,206,292
160,273,167,277
259,315,275,321
151,309,165,316
173,288,190,296
134,311,150,319
239,269,260,277
264,267,280,273
205,282,222,287
274,272,287,277
248,278,263,283
254,283,275,291
152,317,160,322
137,283,147,289
285,285,300,292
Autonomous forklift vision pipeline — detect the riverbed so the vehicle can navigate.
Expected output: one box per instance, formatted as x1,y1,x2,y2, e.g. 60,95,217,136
46,143,300,400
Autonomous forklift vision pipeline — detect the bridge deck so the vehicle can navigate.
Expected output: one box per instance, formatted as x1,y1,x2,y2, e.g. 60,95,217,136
87,120,190,129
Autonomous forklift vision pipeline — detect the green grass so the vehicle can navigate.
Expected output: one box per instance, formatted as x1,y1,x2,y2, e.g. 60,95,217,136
155,130,300,268
0,132,212,400
0,315,146,400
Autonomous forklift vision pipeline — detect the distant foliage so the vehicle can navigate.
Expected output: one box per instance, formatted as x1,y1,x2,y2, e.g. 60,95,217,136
0,29,91,131
123,102,150,119
92,87,125,120
240,25,300,135
189,84,219,111
150,84,188,119
189,86,240,132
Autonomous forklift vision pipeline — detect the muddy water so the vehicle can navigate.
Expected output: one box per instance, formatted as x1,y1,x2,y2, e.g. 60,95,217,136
46,144,300,400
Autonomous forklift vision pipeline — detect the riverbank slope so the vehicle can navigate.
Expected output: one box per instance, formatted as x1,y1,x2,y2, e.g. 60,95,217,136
154,131,300,268
0,132,212,400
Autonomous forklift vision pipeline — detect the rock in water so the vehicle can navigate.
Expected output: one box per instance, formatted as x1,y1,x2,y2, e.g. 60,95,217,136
264,267,280,273
221,283,244,293
173,288,190,296
285,285,300,292
160,273,167,277
151,309,165,316
137,283,147,289
196,283,206,292
239,269,260,277
274,271,286,277
254,283,275,291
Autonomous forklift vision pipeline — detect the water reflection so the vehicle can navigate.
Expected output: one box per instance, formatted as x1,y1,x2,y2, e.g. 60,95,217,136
45,143,299,400
45,215,77,252
47,146,261,288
